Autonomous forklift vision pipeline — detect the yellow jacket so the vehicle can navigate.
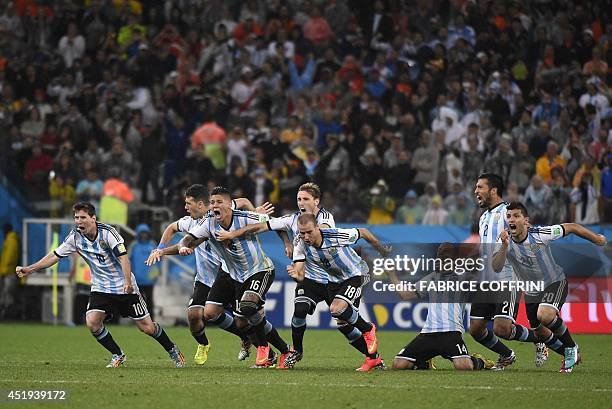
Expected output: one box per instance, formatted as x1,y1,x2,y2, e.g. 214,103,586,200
0,231,18,276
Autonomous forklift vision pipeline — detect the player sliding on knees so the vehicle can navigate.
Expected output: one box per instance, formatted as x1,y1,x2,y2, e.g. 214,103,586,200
171,187,290,368
286,213,389,371
391,243,497,371
16,202,185,368
493,202,607,372
145,184,274,365
216,183,335,368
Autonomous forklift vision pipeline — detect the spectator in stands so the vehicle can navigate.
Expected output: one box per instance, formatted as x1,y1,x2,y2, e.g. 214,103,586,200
524,175,552,224
411,131,439,195
76,168,103,209
549,166,571,224
366,179,396,224
448,194,472,226
601,153,612,221
49,174,76,217
535,141,565,183
395,190,425,225
422,195,448,225
570,172,600,224
101,137,137,185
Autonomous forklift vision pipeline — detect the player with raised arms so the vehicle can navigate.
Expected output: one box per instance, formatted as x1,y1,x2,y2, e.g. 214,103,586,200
16,202,185,368
216,182,335,368
145,184,273,365
493,202,607,372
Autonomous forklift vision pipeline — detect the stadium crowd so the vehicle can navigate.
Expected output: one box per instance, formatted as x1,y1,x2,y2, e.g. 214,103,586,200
1,0,611,227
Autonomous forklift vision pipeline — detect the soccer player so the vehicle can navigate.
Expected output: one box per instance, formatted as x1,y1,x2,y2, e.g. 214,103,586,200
288,213,389,371
146,184,273,365
472,173,547,369
16,202,185,368
216,182,335,368
493,202,607,372
176,186,291,368
392,243,496,371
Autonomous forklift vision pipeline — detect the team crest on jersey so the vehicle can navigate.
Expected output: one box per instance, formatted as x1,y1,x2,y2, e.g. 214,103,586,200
528,243,542,253
329,248,338,255
99,240,110,250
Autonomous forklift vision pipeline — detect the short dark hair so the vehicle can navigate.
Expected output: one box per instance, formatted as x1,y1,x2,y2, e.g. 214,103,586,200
209,186,231,199
73,201,96,217
185,184,208,203
297,213,317,226
507,201,529,217
298,182,321,199
478,173,504,197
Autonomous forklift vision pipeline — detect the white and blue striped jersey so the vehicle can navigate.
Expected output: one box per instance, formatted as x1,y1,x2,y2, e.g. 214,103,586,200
479,202,514,281
176,215,225,287
292,228,369,284
419,274,467,333
54,223,139,295
187,210,274,283
268,208,335,283
505,225,566,295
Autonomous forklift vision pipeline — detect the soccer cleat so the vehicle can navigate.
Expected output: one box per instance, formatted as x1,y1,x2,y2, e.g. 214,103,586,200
472,353,496,370
491,350,516,370
106,352,126,368
559,346,581,373
283,350,304,369
238,338,252,361
363,323,379,355
535,342,549,367
356,356,386,372
251,346,277,368
168,345,186,368
425,358,437,370
194,343,210,366
277,350,291,369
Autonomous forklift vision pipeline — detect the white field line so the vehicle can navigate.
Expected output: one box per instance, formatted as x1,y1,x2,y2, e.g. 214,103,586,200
0,379,610,393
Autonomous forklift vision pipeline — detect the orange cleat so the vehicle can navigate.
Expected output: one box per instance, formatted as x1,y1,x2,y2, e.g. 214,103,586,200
363,323,379,355
356,355,386,372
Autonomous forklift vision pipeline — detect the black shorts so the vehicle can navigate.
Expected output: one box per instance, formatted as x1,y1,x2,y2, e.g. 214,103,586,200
188,281,211,309
525,280,568,328
395,331,470,367
327,275,368,308
470,289,520,322
87,291,149,321
207,270,275,316
295,278,330,314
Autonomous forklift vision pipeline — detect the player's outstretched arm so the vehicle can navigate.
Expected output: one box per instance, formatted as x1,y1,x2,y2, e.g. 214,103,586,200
287,261,305,282
386,268,418,301
16,251,60,278
215,222,269,241
492,230,510,272
234,198,275,215
357,228,392,257
561,223,607,246
146,220,180,265
276,230,293,258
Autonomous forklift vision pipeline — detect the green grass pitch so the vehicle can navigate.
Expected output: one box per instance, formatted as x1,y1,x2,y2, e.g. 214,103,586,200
0,324,610,408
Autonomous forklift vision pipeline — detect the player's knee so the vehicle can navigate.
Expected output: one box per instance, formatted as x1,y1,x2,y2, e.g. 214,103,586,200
85,314,103,333
203,304,222,322
329,299,348,317
468,321,486,339
293,302,310,319
239,299,260,318
453,358,473,371
187,307,203,325
537,307,556,325
234,316,248,329
392,358,414,370
493,320,512,340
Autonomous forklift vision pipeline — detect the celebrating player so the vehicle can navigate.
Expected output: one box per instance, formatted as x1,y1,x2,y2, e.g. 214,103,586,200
16,202,185,368
392,243,496,371
472,173,547,369
493,202,607,372
175,187,291,368
216,182,335,367
145,184,273,365
288,213,389,371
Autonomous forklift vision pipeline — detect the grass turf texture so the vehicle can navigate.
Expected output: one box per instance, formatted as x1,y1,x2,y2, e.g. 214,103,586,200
0,324,610,409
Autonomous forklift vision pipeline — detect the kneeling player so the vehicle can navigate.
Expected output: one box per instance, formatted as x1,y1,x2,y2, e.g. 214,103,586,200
392,243,495,371
493,202,607,372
